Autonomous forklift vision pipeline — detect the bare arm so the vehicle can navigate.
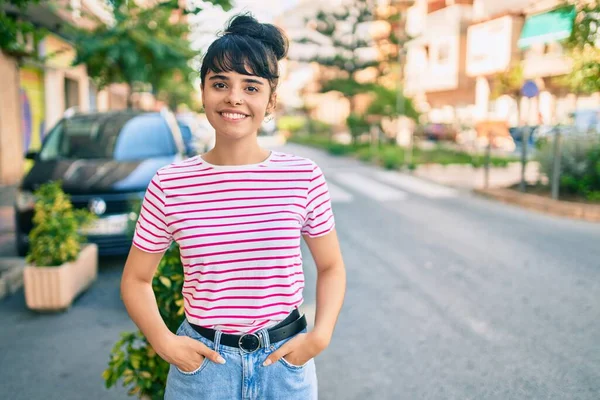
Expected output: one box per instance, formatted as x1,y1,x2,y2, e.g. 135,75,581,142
304,228,346,347
121,245,225,370
120,245,172,350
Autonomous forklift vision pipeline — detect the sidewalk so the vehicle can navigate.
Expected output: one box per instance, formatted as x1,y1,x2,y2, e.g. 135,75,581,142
0,184,24,301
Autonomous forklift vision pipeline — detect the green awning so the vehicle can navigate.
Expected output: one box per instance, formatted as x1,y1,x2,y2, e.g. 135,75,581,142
518,6,576,49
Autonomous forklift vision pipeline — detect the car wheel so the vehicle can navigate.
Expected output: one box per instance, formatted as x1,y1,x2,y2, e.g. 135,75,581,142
16,232,28,257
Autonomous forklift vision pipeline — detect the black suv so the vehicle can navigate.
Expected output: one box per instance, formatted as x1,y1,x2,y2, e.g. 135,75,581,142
14,109,191,256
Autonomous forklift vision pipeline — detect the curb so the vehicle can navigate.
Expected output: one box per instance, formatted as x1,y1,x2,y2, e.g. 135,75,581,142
0,258,25,301
474,188,600,223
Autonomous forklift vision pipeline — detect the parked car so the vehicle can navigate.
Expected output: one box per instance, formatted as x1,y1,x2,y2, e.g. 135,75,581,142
14,109,188,256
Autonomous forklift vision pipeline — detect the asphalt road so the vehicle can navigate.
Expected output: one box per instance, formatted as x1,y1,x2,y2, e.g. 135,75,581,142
1,142,599,400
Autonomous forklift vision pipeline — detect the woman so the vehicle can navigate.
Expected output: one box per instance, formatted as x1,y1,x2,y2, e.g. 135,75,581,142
120,13,346,400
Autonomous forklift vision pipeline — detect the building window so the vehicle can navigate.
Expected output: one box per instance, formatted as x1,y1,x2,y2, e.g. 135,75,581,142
64,77,79,110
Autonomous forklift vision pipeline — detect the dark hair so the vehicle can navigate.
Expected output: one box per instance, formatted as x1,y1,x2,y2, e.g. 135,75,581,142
200,13,289,92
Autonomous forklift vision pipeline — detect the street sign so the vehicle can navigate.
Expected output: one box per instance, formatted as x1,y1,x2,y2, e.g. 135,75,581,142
521,80,539,98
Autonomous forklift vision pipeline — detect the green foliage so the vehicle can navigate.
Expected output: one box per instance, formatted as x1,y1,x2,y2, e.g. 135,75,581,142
346,113,370,139
320,79,376,97
0,0,46,60
491,62,524,100
104,200,185,399
536,136,600,200
366,85,419,121
26,181,96,267
564,1,600,94
277,116,306,134
70,0,232,107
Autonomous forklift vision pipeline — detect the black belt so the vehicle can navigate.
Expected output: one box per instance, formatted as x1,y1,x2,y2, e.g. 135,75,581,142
190,309,307,353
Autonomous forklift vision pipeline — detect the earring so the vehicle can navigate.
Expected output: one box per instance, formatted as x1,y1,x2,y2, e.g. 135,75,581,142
265,114,274,122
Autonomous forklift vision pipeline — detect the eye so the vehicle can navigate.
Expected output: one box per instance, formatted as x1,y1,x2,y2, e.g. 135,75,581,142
246,86,259,93
213,82,227,89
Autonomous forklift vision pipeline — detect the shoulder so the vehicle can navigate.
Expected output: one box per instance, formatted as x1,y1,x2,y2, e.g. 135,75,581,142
154,155,205,178
269,151,320,173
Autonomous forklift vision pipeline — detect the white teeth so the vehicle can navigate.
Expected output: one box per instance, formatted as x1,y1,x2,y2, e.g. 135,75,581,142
221,112,247,120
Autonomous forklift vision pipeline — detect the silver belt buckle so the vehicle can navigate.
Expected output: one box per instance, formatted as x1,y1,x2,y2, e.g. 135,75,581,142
238,332,262,353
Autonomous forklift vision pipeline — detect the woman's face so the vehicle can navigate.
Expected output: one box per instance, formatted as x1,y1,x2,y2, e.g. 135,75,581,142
202,69,275,141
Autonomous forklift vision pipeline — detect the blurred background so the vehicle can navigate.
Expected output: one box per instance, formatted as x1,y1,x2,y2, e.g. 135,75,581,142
1,0,600,399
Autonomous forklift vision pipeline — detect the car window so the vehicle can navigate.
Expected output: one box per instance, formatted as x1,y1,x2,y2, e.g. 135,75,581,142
113,115,177,160
38,113,177,161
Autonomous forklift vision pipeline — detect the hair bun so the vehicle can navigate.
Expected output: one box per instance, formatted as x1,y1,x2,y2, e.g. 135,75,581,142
224,14,288,60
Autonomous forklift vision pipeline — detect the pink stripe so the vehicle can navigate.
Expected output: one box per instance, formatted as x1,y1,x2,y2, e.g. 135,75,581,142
132,238,167,253
183,287,303,302
135,231,171,246
167,178,310,191
178,226,299,241
170,195,306,208
167,162,210,170
140,201,164,223
307,190,327,209
138,213,170,235
308,181,325,197
306,206,332,222
183,254,301,269
303,214,334,231
305,225,334,237
182,280,304,293
181,245,299,259
184,272,303,285
184,300,301,311
180,236,299,251
165,203,304,217
137,223,170,240
161,169,313,183
168,210,302,228
172,217,300,236
186,263,302,276
184,307,294,321
148,181,165,206
166,186,306,198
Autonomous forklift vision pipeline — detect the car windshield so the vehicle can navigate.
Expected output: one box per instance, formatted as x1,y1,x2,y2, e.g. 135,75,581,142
39,113,178,161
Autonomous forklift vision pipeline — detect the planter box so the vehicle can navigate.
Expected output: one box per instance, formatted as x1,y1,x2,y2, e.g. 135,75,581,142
23,244,98,311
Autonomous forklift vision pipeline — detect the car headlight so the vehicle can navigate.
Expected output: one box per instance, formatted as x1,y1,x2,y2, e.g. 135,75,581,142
16,190,36,211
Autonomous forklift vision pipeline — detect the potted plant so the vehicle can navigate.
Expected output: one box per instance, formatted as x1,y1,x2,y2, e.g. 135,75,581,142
23,181,98,311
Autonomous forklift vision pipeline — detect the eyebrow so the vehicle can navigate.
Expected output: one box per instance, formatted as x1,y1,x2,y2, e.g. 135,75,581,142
208,74,265,85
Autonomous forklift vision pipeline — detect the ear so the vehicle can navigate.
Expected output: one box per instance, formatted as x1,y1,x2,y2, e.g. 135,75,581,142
266,92,277,115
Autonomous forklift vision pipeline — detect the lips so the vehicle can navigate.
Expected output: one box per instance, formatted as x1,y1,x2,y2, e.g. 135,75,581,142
219,111,249,122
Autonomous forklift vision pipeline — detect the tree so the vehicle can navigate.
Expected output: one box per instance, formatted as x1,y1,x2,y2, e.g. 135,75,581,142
70,0,232,108
491,62,524,125
565,0,600,94
0,0,45,60
297,1,380,123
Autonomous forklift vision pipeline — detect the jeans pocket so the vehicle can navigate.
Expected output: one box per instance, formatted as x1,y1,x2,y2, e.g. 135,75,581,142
279,356,310,370
175,356,209,376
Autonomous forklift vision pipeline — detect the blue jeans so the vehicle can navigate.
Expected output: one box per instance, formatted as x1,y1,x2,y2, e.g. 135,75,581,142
164,319,318,400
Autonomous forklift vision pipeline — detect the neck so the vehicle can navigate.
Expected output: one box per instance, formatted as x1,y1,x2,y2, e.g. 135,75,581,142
204,133,270,166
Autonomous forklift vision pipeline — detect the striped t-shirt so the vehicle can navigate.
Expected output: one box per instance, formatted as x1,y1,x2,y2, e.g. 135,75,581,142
132,151,335,334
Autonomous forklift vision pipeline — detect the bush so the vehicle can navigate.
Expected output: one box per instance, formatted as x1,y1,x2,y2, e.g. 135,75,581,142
380,146,403,170
104,201,185,399
103,242,184,399
327,142,355,156
277,116,306,134
26,181,96,267
536,136,600,199
346,113,370,142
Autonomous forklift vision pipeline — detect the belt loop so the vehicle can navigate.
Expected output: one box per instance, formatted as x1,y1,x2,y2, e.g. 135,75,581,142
259,328,271,349
213,330,222,353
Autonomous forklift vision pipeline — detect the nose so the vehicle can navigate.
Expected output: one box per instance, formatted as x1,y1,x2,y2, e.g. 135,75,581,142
224,87,244,106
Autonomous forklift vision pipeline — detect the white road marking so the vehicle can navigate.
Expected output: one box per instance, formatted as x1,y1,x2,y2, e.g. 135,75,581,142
333,172,408,201
375,171,459,198
326,181,354,203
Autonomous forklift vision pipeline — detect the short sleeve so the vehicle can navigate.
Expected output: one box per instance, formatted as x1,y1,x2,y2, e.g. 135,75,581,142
132,172,173,253
302,164,335,237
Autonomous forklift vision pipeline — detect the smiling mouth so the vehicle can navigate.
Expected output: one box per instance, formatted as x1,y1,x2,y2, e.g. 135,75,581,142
219,112,249,121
